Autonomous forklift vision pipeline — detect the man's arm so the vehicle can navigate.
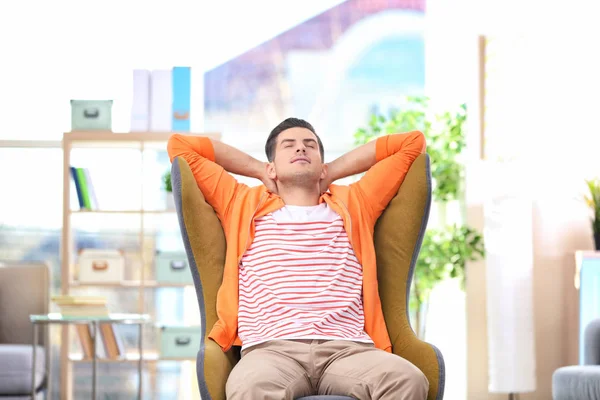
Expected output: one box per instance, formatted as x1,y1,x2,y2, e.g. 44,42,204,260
167,134,266,222
210,140,265,181
211,140,278,193
326,131,426,222
326,139,378,184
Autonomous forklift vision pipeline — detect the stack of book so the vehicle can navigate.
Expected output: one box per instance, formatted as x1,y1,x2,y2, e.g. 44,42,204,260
52,295,124,360
52,295,108,316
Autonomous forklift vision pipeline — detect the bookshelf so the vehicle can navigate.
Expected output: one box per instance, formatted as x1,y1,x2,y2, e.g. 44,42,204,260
60,131,220,400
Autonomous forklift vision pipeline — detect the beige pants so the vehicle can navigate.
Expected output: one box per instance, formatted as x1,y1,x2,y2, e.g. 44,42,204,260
226,339,429,400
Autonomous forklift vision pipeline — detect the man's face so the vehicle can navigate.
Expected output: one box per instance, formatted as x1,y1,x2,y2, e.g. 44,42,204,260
267,127,326,187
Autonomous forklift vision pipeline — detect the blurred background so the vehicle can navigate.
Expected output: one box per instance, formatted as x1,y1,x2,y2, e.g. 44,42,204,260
1,0,599,399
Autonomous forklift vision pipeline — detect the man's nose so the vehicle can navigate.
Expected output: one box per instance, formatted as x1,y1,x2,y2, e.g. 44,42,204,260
296,146,306,153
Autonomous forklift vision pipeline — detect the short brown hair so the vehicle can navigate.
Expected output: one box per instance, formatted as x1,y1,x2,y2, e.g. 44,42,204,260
265,118,325,162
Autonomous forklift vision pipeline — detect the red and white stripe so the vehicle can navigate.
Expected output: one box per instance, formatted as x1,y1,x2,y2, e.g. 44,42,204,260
238,209,373,350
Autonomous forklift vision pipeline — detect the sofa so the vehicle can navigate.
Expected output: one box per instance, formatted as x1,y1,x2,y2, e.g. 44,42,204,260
553,317,600,399
0,261,50,399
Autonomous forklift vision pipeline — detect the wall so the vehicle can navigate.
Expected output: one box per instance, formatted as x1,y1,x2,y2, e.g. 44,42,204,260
426,0,600,398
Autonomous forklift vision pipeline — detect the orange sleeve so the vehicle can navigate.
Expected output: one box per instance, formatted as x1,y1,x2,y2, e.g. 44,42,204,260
354,131,426,223
167,134,244,223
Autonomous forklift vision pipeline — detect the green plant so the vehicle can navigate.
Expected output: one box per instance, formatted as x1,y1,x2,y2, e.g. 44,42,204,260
585,178,600,235
162,170,172,193
411,225,485,334
355,96,467,202
354,95,485,338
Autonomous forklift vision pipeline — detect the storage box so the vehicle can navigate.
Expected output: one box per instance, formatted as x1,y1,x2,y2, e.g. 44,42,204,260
155,250,192,284
154,251,194,284
78,249,124,283
159,326,200,358
71,100,113,130
172,66,191,131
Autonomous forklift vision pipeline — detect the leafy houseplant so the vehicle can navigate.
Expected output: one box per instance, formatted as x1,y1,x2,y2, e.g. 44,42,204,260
585,178,600,250
162,170,172,193
354,96,485,339
162,170,175,210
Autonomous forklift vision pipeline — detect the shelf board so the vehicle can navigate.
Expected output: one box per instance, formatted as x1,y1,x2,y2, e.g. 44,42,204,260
70,209,176,215
70,280,193,288
69,351,195,363
63,131,220,149
0,140,62,148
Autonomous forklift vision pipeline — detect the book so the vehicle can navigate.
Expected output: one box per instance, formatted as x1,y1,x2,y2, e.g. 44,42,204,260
75,324,94,359
99,324,124,359
70,167,85,208
69,167,98,210
59,305,109,317
52,295,107,306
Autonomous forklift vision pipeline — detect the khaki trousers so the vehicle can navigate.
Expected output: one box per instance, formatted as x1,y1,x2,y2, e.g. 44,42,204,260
225,339,429,400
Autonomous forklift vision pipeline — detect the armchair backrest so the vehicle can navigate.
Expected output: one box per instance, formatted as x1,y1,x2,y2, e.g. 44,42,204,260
0,261,50,346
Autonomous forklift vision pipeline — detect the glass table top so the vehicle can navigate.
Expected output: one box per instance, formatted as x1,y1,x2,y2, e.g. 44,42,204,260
30,313,151,324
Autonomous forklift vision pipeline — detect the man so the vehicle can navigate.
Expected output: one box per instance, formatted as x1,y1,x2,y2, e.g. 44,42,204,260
167,118,428,400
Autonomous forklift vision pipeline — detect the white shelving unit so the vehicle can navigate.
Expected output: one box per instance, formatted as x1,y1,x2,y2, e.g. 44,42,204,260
60,131,220,399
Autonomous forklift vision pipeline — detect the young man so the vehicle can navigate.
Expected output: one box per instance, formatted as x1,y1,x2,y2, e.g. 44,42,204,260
167,118,428,400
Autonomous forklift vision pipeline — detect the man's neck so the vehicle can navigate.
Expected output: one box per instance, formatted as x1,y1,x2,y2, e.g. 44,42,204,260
277,185,320,206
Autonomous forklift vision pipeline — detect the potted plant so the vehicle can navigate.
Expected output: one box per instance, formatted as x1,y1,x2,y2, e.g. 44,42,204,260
162,170,175,210
585,178,600,250
354,95,485,339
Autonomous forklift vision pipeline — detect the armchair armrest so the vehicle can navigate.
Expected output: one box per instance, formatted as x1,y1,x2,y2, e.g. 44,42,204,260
392,332,444,400
198,339,239,400
584,318,600,365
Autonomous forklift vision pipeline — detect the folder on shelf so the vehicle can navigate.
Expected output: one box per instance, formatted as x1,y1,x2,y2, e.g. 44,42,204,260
150,69,172,131
131,69,151,131
172,66,191,132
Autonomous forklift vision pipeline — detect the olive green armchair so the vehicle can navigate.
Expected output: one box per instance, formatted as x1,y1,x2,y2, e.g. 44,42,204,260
170,153,445,400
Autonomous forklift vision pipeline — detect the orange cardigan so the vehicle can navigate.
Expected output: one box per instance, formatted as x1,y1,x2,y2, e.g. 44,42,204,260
167,131,426,352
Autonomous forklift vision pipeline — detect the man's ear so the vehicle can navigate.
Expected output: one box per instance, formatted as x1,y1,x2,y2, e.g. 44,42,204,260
320,163,328,180
267,162,277,180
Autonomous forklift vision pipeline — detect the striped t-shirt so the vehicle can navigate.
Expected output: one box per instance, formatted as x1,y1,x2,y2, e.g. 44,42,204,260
238,203,373,350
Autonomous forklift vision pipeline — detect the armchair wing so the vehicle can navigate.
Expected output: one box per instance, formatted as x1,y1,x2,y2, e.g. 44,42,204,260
374,154,445,400
171,157,239,400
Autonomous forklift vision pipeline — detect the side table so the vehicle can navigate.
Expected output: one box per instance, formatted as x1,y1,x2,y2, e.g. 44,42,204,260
30,313,150,400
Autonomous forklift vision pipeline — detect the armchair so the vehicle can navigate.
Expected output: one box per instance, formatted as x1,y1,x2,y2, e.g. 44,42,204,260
553,318,600,399
0,261,50,400
171,153,445,400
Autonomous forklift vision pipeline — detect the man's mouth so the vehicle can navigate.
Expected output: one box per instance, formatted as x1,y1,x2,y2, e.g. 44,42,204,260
292,157,310,163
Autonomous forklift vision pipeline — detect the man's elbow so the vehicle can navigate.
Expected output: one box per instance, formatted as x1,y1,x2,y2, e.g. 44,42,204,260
394,130,426,153
413,130,426,153
166,134,181,163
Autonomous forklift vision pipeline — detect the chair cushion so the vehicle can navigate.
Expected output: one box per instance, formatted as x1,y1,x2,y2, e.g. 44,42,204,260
553,365,600,400
0,345,45,395
0,394,45,400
